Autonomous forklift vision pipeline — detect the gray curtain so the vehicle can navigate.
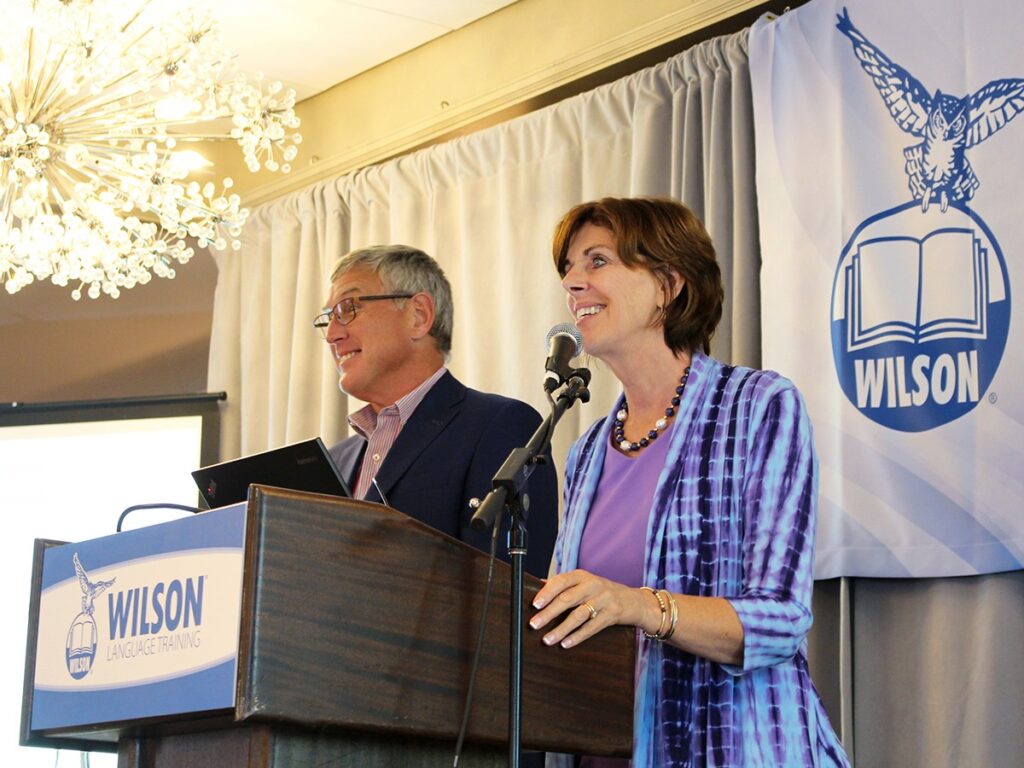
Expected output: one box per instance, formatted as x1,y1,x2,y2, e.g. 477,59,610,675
809,572,1024,766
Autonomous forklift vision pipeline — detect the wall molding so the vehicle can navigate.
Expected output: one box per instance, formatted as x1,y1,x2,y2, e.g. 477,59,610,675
239,0,762,207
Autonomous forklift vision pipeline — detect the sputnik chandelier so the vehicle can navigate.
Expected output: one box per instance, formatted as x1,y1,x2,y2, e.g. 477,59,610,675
0,0,301,299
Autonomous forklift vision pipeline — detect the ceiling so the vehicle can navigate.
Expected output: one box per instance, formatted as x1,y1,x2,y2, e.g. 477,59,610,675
217,0,518,102
0,0,518,325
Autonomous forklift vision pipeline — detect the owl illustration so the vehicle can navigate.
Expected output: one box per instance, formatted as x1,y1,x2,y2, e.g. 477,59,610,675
837,8,1024,211
73,552,115,616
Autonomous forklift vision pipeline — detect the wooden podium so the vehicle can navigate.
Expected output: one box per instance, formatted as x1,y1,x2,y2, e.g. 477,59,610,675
22,486,634,767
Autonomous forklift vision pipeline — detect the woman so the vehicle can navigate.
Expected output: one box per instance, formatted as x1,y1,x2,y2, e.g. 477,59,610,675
530,198,848,767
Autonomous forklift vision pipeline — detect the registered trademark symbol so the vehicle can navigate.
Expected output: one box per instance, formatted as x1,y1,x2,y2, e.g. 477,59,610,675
989,392,998,404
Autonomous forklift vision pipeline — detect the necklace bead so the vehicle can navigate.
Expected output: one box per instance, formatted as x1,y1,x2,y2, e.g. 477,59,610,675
612,366,691,453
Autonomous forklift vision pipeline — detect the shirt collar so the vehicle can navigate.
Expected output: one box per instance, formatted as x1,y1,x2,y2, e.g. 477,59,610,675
347,366,447,439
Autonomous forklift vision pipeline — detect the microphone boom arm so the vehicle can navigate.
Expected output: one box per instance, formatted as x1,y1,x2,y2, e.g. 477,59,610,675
469,369,591,532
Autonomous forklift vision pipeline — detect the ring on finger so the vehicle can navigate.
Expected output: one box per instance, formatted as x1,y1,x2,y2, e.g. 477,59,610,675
582,600,599,620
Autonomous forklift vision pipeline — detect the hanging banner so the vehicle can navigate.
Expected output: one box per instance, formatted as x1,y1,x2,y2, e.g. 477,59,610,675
750,0,1024,577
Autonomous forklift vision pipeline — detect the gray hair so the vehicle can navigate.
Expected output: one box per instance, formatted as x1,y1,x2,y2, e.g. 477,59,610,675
331,244,453,354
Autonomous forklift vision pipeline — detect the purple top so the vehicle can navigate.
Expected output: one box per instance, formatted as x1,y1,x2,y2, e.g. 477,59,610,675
577,424,675,588
578,426,674,768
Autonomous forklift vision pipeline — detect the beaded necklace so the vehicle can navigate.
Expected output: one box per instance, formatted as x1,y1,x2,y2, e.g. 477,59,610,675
612,366,691,452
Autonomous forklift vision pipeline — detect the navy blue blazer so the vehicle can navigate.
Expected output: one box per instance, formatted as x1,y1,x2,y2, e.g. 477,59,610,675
329,371,558,578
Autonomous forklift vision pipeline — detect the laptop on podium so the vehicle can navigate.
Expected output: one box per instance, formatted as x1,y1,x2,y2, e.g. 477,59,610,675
191,437,351,509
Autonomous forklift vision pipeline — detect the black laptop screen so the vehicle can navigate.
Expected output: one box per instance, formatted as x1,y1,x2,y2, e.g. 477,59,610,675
191,437,350,508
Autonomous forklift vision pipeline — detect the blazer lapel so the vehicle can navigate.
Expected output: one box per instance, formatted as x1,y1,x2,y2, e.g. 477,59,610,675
371,371,466,501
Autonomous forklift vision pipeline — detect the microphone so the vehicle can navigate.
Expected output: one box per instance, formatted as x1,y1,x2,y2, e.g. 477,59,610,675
544,322,583,393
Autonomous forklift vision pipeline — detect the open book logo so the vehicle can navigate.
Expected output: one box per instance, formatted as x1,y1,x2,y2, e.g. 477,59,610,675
844,227,989,351
831,204,1010,432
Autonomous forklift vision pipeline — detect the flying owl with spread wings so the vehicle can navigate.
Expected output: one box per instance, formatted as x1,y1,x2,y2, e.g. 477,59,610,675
73,552,116,616
837,7,1024,212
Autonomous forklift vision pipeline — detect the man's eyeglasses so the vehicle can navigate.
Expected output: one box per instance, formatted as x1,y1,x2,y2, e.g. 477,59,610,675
313,293,414,338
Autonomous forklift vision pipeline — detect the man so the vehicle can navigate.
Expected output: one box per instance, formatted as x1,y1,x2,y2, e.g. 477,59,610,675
316,244,557,578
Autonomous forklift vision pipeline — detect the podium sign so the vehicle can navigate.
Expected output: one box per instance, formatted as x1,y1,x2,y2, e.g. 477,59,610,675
30,504,245,731
22,488,634,766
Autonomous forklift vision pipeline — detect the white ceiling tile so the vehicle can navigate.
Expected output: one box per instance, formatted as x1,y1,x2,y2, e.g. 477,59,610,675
213,0,520,100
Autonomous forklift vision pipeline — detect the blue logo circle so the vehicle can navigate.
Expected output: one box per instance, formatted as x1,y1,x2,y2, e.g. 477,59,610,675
65,612,97,680
830,202,1011,432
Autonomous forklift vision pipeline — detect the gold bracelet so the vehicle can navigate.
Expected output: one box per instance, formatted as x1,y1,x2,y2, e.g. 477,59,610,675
660,589,679,641
640,586,667,639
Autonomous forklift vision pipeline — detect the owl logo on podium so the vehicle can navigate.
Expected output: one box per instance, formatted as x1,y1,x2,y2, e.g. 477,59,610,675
65,553,115,680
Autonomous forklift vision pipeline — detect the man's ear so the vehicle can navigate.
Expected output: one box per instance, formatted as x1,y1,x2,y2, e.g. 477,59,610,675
408,292,436,341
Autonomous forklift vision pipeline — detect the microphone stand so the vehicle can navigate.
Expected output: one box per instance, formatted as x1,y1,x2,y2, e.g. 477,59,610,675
470,368,591,768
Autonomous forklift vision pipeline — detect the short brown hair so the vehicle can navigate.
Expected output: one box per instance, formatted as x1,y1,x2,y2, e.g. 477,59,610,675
552,197,723,355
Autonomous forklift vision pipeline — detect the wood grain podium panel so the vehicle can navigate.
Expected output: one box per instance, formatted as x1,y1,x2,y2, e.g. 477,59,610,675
118,725,514,768
237,486,634,757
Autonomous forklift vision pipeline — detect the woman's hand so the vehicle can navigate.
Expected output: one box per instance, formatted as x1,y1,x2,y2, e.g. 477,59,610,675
530,569,747,665
529,569,659,648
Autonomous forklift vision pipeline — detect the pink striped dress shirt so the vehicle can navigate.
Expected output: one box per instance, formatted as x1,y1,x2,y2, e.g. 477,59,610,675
347,366,447,500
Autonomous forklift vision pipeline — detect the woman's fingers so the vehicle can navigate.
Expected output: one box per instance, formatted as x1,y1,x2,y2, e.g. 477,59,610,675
532,569,585,610
530,584,589,631
530,569,596,630
539,600,607,648
530,569,638,648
